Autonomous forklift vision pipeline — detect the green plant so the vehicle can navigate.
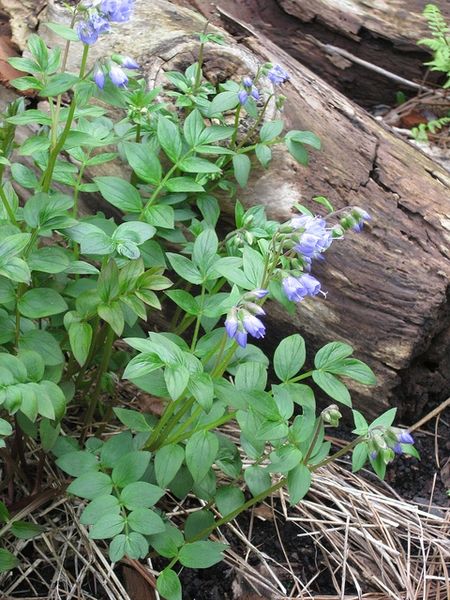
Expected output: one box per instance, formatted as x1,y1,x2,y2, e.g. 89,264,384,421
419,4,450,87
0,1,417,595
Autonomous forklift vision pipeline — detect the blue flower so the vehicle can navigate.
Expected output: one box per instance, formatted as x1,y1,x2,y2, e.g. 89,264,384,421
268,65,289,85
397,430,414,445
242,313,265,339
94,67,106,89
352,208,371,232
101,0,134,22
292,215,333,260
282,276,307,303
77,20,100,45
243,76,253,88
225,307,266,347
238,90,249,105
121,56,139,69
282,274,322,303
109,64,128,87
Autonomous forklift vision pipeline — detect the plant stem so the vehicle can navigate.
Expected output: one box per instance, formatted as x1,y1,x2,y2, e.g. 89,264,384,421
0,185,17,225
41,43,89,192
311,437,362,471
230,105,242,148
190,285,205,351
288,370,313,384
303,418,322,465
164,409,237,447
81,326,115,443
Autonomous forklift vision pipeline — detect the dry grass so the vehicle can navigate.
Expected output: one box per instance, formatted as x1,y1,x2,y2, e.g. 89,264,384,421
1,420,448,600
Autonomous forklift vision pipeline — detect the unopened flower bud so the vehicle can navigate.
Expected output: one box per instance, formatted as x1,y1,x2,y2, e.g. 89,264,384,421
321,405,342,427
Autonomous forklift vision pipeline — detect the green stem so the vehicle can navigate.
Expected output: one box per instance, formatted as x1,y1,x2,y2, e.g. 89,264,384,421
164,409,237,447
311,437,362,471
145,398,179,450
0,185,17,225
190,285,205,351
303,418,322,466
81,326,115,443
230,105,242,148
41,43,89,192
139,150,194,219
288,370,313,384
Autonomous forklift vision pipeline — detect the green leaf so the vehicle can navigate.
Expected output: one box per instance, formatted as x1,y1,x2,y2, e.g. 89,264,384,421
90,513,125,539
165,290,199,315
157,569,182,600
144,204,174,229
18,288,68,319
287,464,312,505
259,120,283,142
235,362,267,392
242,246,265,289
208,91,239,115
165,177,205,193
184,509,215,541
314,342,353,369
111,451,151,487
164,364,190,400
11,520,44,539
80,495,120,525
285,138,309,165
183,109,205,146
149,523,184,558
274,334,306,382
98,301,124,336
11,163,39,188
287,130,321,149
312,370,352,406
167,253,202,284
67,471,112,500
127,508,165,535
123,142,162,184
18,135,51,156
0,548,19,572
352,442,368,472
185,431,219,482
369,407,397,429
157,116,182,162
352,409,369,435
178,541,227,569
187,372,214,411
215,486,245,516
94,177,142,213
179,157,221,174
113,407,153,432
56,450,99,477
40,73,78,96
68,321,92,366
244,465,271,497
232,154,251,188
120,481,165,510
269,445,303,474
155,444,185,488
45,22,80,41
255,143,272,168
327,358,377,385
0,418,12,437
19,330,64,366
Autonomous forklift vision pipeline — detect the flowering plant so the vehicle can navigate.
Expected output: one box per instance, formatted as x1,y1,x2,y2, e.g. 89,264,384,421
0,0,416,594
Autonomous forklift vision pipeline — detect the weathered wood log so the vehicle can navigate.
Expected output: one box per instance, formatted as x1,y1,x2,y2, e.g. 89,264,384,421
8,0,450,419
181,0,450,107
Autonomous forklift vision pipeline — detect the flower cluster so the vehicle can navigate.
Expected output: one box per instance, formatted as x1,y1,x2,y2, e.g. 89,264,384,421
369,428,415,464
267,64,290,85
282,273,322,303
291,214,334,262
225,290,268,347
77,0,134,45
238,77,260,105
93,56,139,89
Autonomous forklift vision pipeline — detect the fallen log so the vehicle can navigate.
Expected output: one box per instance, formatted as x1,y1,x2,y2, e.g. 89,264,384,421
181,0,450,107
5,0,450,419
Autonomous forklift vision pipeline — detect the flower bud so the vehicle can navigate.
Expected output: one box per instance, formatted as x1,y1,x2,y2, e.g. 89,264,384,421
321,405,342,427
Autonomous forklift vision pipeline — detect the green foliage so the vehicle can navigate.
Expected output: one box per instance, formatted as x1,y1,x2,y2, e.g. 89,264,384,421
419,4,450,87
0,15,400,595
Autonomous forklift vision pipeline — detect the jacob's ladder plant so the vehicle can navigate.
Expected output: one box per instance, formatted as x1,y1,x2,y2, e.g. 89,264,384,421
0,0,418,595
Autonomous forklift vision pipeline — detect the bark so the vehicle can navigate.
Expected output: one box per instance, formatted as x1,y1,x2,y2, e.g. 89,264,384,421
5,0,450,418
182,0,450,107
